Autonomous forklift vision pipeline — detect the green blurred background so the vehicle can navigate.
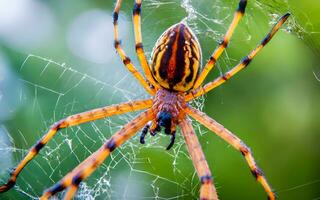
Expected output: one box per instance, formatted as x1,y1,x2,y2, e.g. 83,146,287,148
0,0,319,199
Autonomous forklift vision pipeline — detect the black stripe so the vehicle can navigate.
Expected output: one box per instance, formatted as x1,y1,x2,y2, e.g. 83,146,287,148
2,179,15,191
219,39,228,48
52,121,62,131
185,59,194,84
251,168,263,179
172,24,186,86
261,33,271,46
105,138,117,152
159,30,176,81
151,37,168,75
209,56,216,63
200,175,212,184
34,141,45,152
135,42,143,50
240,146,250,156
113,12,118,24
237,0,247,14
185,39,199,84
133,3,141,15
242,56,252,67
50,183,66,194
123,57,131,65
72,174,83,185
222,74,228,81
114,40,121,48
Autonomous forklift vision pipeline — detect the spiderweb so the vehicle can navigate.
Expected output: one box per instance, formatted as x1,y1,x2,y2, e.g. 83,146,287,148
0,0,319,200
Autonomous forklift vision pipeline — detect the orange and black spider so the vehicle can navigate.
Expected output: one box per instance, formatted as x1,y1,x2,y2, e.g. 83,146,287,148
0,0,290,199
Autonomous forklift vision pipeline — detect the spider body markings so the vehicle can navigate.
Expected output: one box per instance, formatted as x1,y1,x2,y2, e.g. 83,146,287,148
0,0,290,199
141,23,201,149
150,23,201,92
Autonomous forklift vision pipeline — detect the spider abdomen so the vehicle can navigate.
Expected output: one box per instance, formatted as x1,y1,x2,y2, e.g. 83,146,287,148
151,23,202,92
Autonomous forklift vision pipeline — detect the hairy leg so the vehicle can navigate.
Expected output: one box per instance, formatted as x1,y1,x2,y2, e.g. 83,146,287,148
0,99,152,192
113,0,155,94
40,109,154,200
132,0,160,89
193,0,247,88
186,13,290,101
180,117,218,200
185,106,276,200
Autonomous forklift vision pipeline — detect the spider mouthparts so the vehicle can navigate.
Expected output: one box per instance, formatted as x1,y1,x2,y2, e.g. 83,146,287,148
166,132,176,150
139,136,145,144
140,123,151,144
157,112,172,128
150,130,158,136
150,124,161,136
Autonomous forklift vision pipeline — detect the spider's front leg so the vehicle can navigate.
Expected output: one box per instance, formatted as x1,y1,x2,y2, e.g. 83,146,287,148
40,109,154,200
0,99,152,193
193,0,247,89
180,118,218,200
187,13,290,101
132,0,160,88
113,0,156,94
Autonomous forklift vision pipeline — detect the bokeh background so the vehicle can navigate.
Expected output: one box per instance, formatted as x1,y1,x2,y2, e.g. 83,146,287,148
0,0,319,199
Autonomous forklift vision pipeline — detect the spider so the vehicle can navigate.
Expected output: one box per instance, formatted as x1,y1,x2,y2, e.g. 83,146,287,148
0,0,290,199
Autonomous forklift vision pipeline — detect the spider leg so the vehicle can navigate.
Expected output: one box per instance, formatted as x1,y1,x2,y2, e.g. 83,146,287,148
0,99,152,193
140,121,151,144
193,0,247,89
187,13,290,101
40,109,154,200
113,0,156,95
132,0,160,89
166,131,175,150
185,106,276,200
179,117,218,200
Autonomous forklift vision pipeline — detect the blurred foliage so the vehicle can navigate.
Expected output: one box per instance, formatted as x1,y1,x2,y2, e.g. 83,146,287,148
0,0,319,200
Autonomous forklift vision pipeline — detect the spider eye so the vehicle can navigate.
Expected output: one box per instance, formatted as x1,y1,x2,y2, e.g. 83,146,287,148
150,22,202,92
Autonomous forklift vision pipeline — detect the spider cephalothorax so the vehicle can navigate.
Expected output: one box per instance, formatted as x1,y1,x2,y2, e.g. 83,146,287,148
0,0,290,199
140,89,187,149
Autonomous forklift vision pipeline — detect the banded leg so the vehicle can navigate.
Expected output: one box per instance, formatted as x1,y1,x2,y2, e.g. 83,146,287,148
187,13,290,101
40,109,154,200
0,99,152,193
179,118,218,200
113,0,155,95
185,106,276,200
132,0,160,89
193,0,247,89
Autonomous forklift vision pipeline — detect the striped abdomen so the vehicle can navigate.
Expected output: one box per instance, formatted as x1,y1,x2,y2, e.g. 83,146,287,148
150,23,202,92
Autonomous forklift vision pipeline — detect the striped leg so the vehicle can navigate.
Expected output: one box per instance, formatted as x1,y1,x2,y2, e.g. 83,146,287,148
185,106,276,200
187,13,290,101
40,109,154,200
179,118,218,200
113,0,155,95
0,99,152,193
132,0,160,89
193,0,247,89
